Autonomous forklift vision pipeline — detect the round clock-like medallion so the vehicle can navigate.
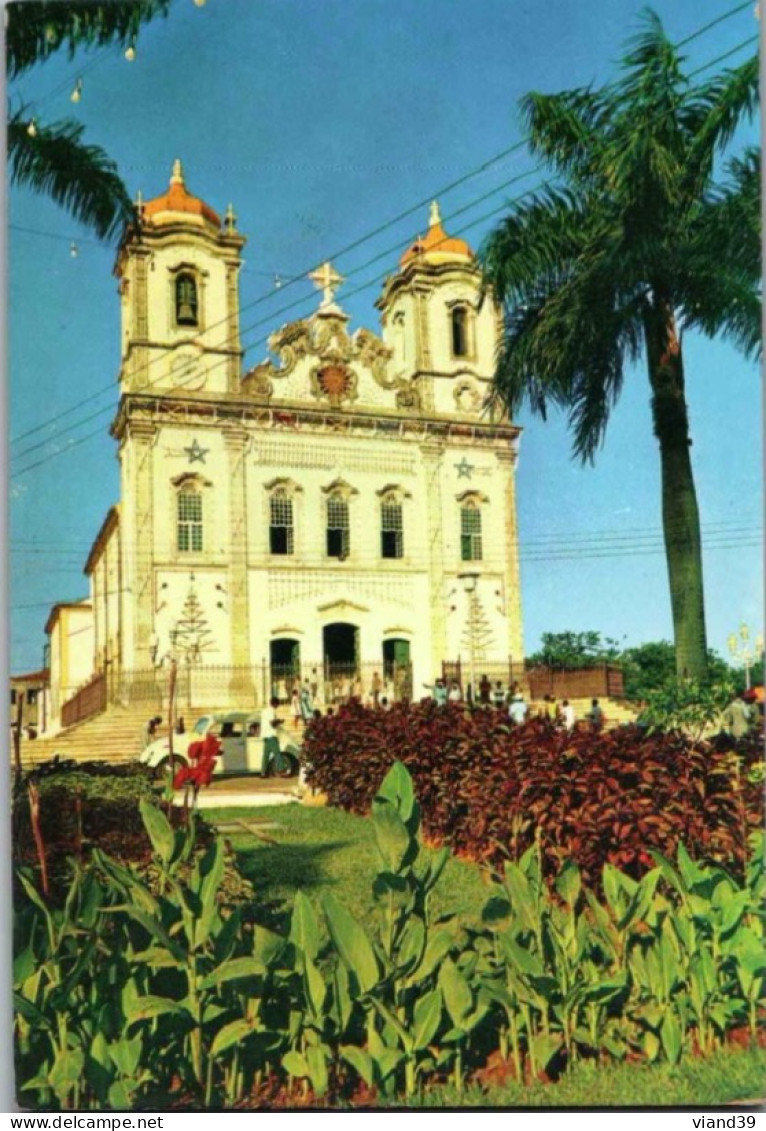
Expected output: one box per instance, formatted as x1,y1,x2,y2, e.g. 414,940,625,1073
317,365,352,399
171,353,205,391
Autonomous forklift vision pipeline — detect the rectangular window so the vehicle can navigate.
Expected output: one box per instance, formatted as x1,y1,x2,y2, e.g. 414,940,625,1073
460,506,483,561
269,493,294,555
27,689,38,705
327,497,350,559
10,690,16,706
178,491,203,553
381,502,404,559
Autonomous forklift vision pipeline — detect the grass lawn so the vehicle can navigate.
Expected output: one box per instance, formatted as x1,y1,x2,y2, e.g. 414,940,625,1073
402,1046,766,1108
206,801,490,933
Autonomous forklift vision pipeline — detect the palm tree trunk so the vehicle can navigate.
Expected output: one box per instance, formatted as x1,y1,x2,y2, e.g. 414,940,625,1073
644,301,709,682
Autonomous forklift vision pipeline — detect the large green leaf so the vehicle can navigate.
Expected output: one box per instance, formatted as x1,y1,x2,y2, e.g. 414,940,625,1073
139,799,175,868
554,860,581,908
199,957,266,990
372,801,412,872
48,1045,85,1105
375,760,416,825
210,1018,257,1058
413,988,443,1050
304,957,327,1018
340,1045,375,1087
439,958,473,1027
196,838,225,949
125,994,192,1025
322,892,379,994
107,1035,143,1078
290,890,321,962
396,916,426,975
306,1043,329,1096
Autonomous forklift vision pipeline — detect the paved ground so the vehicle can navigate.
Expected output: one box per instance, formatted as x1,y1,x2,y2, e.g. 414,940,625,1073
171,772,305,809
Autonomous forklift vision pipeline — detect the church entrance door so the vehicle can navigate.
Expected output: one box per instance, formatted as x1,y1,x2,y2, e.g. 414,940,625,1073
270,638,301,703
383,638,412,701
323,622,359,701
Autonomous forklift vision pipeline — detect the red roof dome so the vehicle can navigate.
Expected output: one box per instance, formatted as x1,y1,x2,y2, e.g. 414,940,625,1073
142,160,220,227
400,201,473,267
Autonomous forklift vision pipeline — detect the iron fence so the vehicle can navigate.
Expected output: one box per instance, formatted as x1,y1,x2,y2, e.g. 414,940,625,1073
107,659,412,713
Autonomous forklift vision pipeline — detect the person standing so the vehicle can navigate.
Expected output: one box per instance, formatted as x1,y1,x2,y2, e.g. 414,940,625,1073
586,699,605,732
558,699,575,730
290,688,302,730
300,680,313,722
479,674,492,706
371,670,383,707
721,693,753,739
492,681,506,709
508,692,528,725
448,680,462,704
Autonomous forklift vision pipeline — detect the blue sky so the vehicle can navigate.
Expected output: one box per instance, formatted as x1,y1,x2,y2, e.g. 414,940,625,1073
8,0,763,675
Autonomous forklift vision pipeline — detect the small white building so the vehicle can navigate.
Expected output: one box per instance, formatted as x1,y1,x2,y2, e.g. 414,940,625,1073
47,162,524,722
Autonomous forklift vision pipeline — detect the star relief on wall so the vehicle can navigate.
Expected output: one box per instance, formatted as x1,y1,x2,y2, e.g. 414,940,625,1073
455,457,475,479
184,438,209,464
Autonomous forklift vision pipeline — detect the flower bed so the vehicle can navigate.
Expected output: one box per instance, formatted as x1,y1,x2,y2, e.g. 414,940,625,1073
302,702,763,887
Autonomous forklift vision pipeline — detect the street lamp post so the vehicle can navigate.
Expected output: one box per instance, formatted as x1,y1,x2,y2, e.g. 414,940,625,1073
458,571,480,706
168,621,179,760
727,623,764,691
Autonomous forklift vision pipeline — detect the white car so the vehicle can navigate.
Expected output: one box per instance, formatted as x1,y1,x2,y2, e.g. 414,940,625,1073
139,710,300,777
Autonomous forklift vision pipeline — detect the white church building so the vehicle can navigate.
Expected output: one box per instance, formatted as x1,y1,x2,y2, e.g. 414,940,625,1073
45,162,524,729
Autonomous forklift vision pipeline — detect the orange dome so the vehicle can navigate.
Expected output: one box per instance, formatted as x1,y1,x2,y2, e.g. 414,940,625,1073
400,201,473,267
142,160,220,227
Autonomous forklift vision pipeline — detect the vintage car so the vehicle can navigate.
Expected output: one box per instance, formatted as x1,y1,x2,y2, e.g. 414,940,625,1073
139,709,301,777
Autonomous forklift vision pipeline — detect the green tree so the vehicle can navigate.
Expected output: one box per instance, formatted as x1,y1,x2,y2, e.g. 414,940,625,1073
480,13,760,683
621,639,740,700
526,630,620,670
7,1,174,239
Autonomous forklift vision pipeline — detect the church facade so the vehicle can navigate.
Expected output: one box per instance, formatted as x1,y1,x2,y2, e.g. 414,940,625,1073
47,162,524,728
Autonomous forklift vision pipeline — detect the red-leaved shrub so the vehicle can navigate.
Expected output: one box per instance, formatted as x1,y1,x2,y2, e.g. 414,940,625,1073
303,701,763,888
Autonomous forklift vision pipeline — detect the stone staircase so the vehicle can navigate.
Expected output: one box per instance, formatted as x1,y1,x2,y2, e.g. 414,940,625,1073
570,697,637,728
19,707,170,769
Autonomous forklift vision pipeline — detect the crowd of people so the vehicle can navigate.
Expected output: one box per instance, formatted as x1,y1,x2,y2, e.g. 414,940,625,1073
421,675,608,731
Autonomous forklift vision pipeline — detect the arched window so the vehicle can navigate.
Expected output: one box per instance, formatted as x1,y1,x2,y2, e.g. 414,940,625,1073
327,494,350,559
460,501,483,562
393,311,406,364
381,498,404,559
269,489,294,555
177,487,203,553
175,273,198,326
451,306,469,358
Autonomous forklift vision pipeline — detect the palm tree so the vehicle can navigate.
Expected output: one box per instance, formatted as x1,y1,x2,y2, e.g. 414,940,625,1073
7,1,174,240
480,13,760,683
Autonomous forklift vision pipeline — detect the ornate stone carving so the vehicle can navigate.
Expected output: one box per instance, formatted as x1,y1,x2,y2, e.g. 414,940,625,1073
395,384,422,411
310,362,358,407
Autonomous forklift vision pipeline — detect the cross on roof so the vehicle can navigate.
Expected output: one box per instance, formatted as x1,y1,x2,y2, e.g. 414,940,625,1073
309,260,344,309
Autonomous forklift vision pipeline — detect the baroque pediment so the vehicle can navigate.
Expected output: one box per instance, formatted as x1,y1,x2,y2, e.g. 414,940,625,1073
242,309,420,411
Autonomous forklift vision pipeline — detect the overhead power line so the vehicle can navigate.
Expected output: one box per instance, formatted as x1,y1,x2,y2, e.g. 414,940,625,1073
8,30,758,479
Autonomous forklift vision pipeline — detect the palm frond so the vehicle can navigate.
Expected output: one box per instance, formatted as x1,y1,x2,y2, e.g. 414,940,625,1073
479,186,591,306
7,0,174,79
8,110,133,241
520,88,609,186
683,54,759,189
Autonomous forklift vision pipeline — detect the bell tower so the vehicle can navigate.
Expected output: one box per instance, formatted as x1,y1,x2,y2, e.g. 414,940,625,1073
376,202,502,416
114,160,246,397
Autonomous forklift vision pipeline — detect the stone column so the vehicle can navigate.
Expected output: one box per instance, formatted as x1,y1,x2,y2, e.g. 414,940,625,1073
129,418,157,669
495,443,524,663
223,426,253,700
129,248,152,390
225,259,243,392
420,439,447,675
